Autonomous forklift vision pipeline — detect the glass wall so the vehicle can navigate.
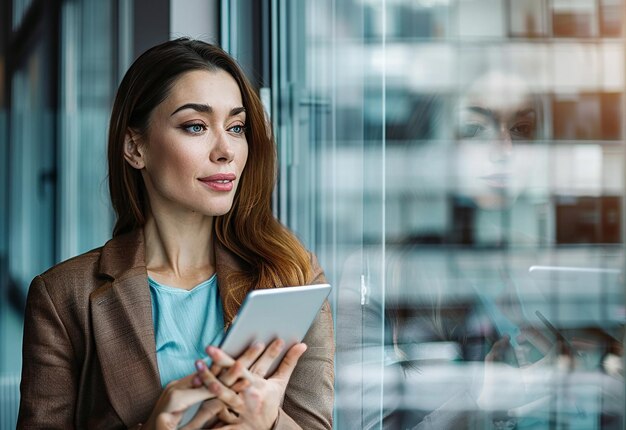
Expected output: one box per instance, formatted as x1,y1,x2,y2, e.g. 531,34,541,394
58,0,117,261
1,1,125,427
266,0,626,428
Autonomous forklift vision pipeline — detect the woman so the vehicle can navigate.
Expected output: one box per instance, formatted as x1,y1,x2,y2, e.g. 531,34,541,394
18,38,334,429
335,70,552,429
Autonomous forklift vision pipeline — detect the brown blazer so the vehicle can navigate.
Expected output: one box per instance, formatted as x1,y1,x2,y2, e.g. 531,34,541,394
18,229,334,429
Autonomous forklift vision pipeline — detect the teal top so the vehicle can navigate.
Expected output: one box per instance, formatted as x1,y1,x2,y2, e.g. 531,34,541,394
148,274,225,387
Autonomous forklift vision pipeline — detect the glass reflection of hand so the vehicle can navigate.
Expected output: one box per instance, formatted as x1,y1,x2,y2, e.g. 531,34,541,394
477,335,558,424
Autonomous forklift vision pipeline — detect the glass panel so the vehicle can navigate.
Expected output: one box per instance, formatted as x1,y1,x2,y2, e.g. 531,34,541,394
12,0,34,30
6,45,54,410
509,0,549,38
552,0,598,37
270,0,388,427
600,0,622,36
9,42,55,293
58,0,115,261
269,0,626,428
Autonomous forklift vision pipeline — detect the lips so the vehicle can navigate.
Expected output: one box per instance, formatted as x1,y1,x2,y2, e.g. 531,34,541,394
479,173,510,188
198,173,237,192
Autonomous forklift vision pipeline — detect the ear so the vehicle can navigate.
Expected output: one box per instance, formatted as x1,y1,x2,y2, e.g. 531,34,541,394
123,130,145,169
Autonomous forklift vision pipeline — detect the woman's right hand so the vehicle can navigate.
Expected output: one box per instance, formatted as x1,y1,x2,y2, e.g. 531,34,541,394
142,373,233,430
191,339,308,429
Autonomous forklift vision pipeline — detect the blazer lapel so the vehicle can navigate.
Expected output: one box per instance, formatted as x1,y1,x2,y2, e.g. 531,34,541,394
91,230,161,426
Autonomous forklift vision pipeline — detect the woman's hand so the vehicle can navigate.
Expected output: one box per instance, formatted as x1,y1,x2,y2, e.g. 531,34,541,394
194,340,308,429
477,335,559,419
142,373,223,430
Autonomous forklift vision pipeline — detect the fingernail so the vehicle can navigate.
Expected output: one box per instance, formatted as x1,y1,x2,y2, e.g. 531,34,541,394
195,360,206,371
206,345,216,355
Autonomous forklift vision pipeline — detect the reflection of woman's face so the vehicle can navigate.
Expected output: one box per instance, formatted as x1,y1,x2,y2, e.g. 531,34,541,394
454,73,544,210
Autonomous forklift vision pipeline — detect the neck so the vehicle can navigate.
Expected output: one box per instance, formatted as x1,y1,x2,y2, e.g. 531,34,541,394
143,210,215,282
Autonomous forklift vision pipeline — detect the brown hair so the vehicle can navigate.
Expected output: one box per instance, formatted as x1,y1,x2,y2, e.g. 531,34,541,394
107,38,311,295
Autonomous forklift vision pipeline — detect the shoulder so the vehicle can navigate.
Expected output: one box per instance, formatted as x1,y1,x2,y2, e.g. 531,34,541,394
32,246,106,304
39,246,104,285
33,229,144,298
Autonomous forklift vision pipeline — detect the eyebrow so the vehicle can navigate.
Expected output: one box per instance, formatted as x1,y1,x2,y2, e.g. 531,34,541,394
465,106,536,121
466,106,493,117
170,103,246,117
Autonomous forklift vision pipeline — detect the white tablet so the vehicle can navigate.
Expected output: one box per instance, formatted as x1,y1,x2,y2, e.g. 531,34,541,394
219,282,332,376
178,283,331,428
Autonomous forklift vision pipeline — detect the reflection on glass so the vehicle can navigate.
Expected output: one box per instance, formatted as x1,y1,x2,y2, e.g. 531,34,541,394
279,0,624,428
552,0,597,37
454,70,543,212
325,1,625,430
509,0,548,38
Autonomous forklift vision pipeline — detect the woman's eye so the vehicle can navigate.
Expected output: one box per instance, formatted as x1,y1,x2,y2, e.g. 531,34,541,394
510,122,534,139
183,123,206,134
459,123,487,139
229,124,246,134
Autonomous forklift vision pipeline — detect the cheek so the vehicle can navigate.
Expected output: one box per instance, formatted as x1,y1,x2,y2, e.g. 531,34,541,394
511,146,550,187
145,141,203,184
240,146,249,171
456,143,492,174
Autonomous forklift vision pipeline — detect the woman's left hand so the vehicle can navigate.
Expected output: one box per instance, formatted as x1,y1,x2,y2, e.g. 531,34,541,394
194,341,308,429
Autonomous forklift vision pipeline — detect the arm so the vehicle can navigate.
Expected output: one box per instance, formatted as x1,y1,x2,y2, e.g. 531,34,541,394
18,276,79,429
277,252,334,429
277,300,334,430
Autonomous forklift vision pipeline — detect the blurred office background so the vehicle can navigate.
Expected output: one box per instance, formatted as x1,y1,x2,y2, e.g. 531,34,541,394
1,0,625,429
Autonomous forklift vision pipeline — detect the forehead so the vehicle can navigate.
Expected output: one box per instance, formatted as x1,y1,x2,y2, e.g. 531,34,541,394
162,69,244,111
459,72,536,115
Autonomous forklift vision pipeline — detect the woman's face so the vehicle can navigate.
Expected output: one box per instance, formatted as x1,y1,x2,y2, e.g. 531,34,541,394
453,73,545,210
132,69,248,218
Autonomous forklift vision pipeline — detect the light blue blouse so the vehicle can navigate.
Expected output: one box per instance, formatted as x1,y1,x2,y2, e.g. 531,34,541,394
148,274,225,387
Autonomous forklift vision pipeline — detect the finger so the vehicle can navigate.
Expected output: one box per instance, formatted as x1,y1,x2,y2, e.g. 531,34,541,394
192,375,203,388
486,336,510,362
179,399,226,430
206,345,237,368
249,338,285,377
195,360,221,389
231,378,252,392
162,374,215,413
207,381,245,412
206,345,225,376
164,386,214,415
209,362,223,376
215,405,240,424
270,342,307,380
218,358,255,387
167,373,200,390
234,341,266,369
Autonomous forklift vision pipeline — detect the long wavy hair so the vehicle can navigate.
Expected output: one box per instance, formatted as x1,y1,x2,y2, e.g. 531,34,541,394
107,38,312,295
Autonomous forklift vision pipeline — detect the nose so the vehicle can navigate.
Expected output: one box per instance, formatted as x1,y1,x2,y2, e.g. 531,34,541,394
210,131,235,163
489,123,513,163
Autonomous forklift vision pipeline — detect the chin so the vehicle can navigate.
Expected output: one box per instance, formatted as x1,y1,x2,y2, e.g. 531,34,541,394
473,193,518,210
204,203,236,217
